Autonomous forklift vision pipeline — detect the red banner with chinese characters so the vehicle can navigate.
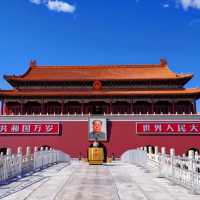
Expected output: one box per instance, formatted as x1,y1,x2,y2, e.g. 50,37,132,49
136,122,200,134
0,123,60,135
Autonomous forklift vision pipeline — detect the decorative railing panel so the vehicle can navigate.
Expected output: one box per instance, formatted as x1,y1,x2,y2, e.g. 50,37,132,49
121,147,200,194
0,148,70,184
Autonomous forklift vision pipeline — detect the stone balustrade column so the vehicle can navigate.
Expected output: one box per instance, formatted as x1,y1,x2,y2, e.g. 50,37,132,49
161,147,166,155
170,148,176,184
148,146,152,155
17,146,22,155
34,146,38,152
188,150,194,159
188,150,195,172
195,151,199,160
6,148,12,156
157,147,165,178
170,148,175,157
26,146,31,160
154,146,159,162
154,146,158,155
17,146,22,176
45,147,49,151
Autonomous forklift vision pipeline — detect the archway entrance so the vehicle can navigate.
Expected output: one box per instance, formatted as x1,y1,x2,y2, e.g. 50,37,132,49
0,147,7,155
145,145,155,154
186,147,199,156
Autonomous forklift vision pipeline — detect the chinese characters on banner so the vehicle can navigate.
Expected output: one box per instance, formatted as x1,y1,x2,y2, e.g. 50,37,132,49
0,123,60,135
136,122,200,134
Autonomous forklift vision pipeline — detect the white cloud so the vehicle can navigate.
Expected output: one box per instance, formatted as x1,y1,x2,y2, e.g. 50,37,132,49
189,18,200,26
47,0,75,13
29,0,42,4
163,3,170,8
29,0,75,13
178,0,200,10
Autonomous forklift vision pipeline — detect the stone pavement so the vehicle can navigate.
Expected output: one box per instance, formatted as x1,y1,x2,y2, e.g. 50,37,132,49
1,160,200,200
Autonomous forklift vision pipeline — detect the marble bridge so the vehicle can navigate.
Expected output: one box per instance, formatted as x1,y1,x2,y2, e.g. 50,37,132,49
1,157,200,200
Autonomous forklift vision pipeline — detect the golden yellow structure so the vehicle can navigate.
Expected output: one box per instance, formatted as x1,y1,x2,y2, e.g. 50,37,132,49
88,147,104,164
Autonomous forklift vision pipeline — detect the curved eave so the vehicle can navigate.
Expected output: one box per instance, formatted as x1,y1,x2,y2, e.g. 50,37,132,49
3,66,35,86
0,88,200,98
3,74,193,87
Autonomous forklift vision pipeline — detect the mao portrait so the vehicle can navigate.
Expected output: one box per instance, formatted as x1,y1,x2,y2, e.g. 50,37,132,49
88,118,107,141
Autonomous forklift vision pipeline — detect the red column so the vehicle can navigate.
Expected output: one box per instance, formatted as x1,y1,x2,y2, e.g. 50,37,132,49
66,102,69,114
41,99,44,114
61,99,64,114
130,99,133,114
3,101,8,115
193,100,196,113
172,101,175,114
1,99,3,115
109,101,112,113
20,102,23,114
81,102,84,114
151,102,153,114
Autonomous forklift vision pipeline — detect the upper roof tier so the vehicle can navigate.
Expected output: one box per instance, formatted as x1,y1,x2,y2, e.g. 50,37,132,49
4,59,192,86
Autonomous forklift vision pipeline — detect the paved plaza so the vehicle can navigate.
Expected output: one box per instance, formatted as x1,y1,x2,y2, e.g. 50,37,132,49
0,160,200,200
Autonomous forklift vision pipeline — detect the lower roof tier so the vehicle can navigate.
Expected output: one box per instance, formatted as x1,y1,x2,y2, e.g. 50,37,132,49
0,88,200,98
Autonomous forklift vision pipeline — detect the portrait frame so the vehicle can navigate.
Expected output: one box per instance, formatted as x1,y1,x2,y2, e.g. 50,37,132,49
88,117,107,141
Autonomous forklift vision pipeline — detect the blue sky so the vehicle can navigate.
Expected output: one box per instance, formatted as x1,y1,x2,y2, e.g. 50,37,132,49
0,0,200,109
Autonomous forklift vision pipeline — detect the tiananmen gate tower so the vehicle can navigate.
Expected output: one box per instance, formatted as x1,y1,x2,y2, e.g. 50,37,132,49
0,58,200,158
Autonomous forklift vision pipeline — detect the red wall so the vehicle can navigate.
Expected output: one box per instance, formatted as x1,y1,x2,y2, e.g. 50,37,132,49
0,120,200,157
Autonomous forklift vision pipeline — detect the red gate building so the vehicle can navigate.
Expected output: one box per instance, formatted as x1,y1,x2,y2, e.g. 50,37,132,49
0,58,200,157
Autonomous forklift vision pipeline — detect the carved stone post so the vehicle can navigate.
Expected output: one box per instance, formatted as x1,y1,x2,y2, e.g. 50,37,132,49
188,150,194,159
195,151,199,160
6,148,12,156
17,146,22,155
155,146,159,155
170,148,175,184
161,147,166,155
170,148,175,157
26,146,31,160
34,146,38,152
148,146,152,155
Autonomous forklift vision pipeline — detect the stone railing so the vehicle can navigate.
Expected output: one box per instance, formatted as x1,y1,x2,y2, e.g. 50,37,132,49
121,146,200,194
147,146,200,194
0,146,70,184
121,149,149,172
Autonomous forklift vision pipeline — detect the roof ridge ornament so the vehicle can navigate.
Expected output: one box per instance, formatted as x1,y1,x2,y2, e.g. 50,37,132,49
29,60,37,67
160,58,167,67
